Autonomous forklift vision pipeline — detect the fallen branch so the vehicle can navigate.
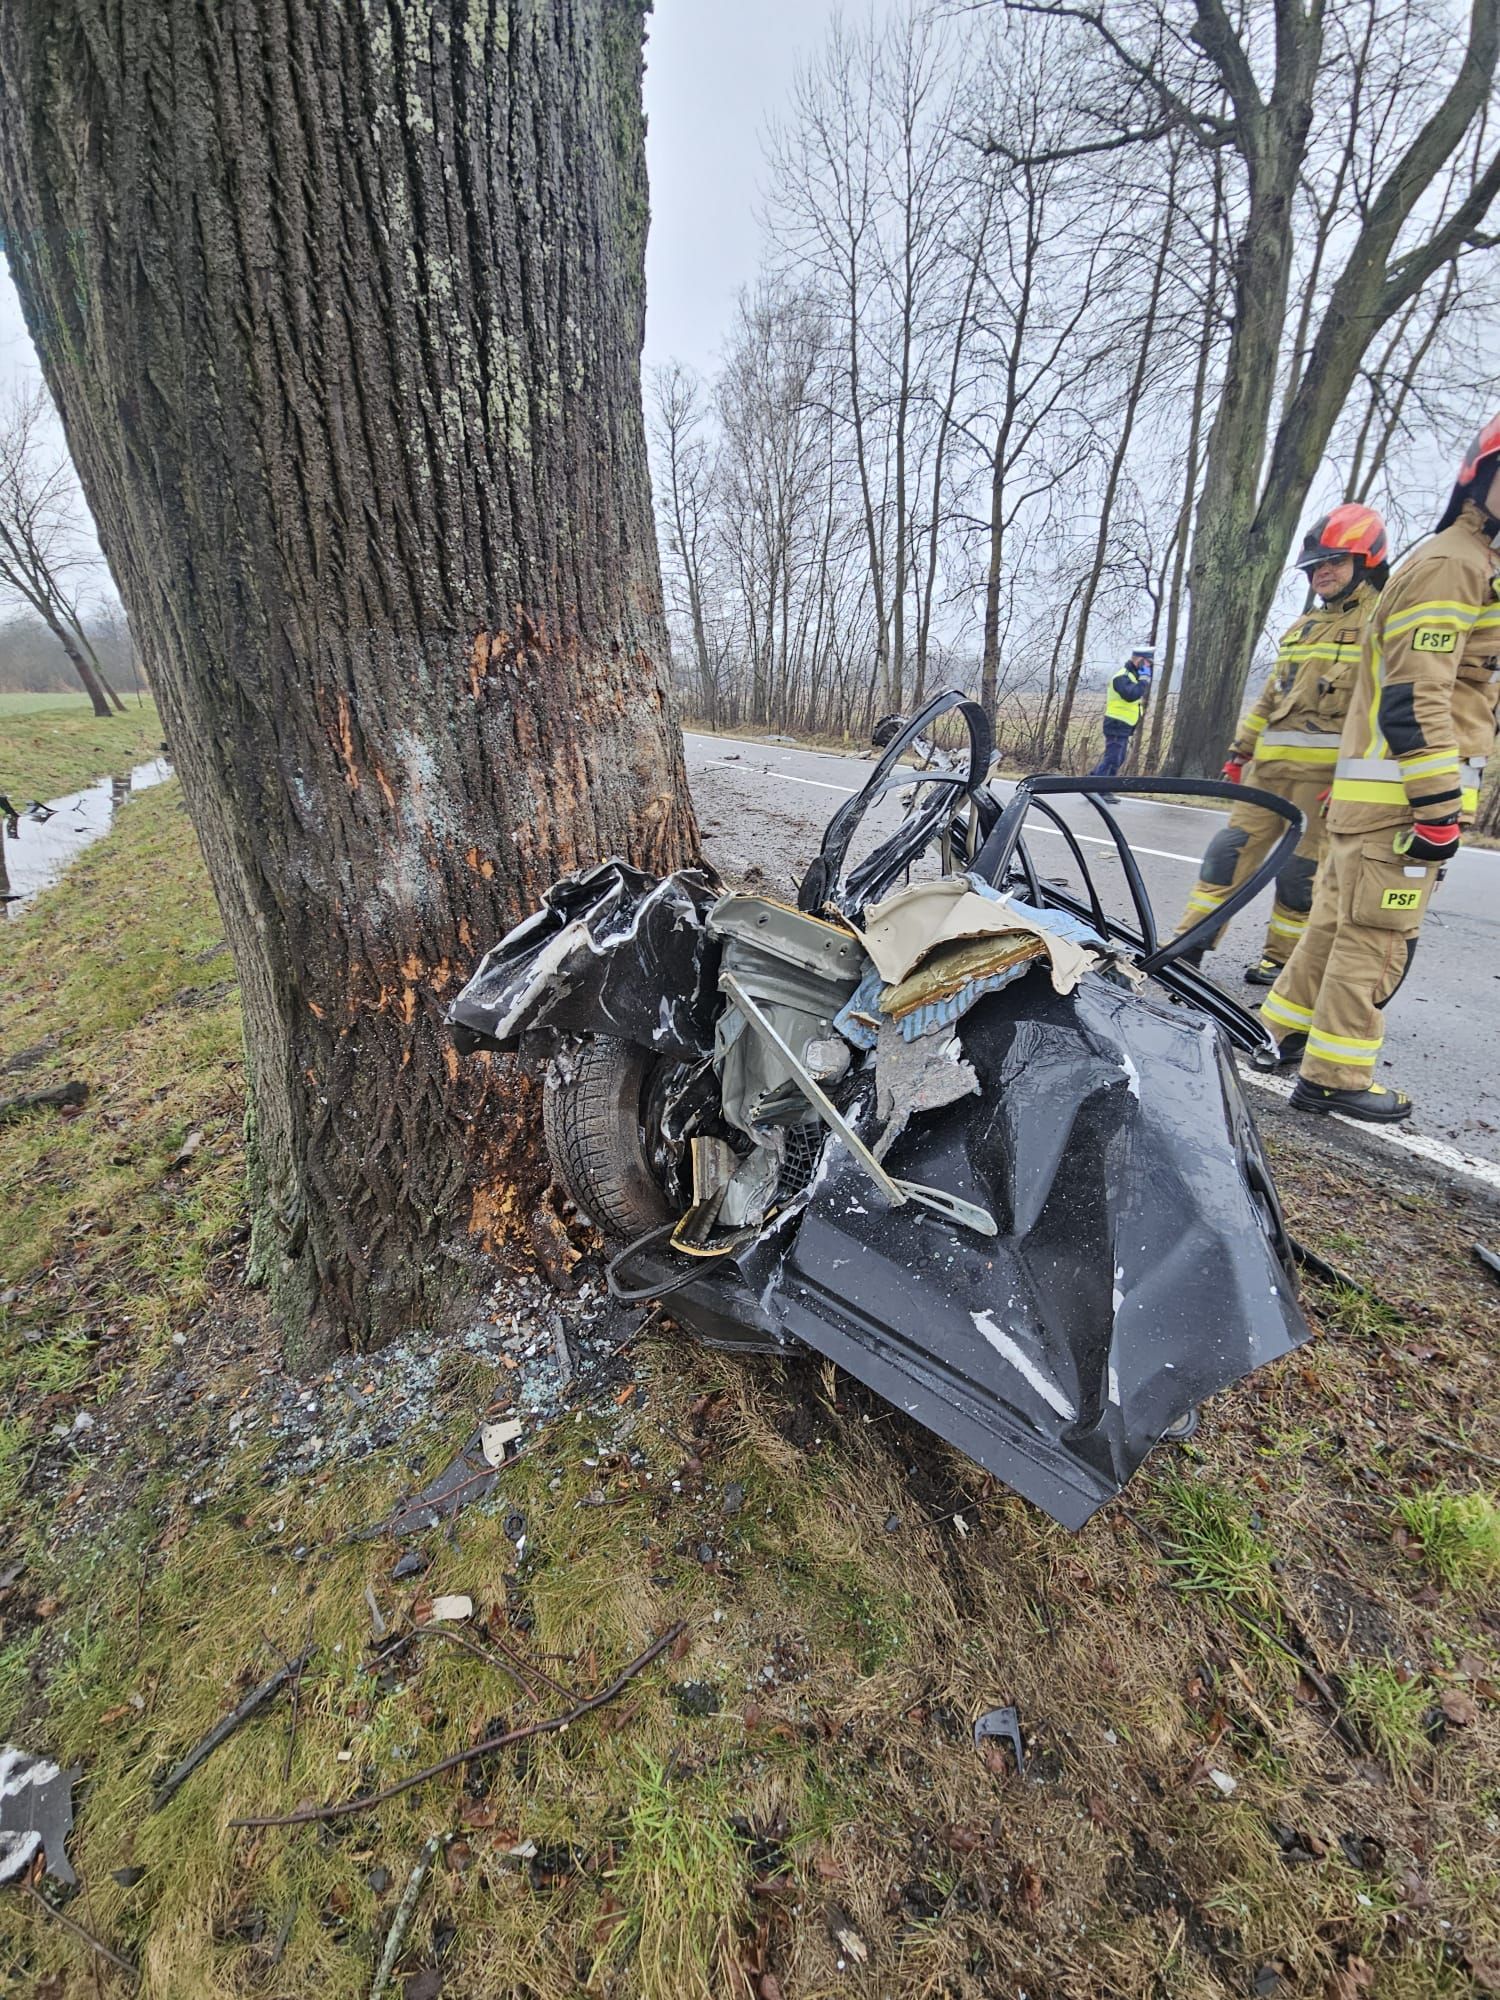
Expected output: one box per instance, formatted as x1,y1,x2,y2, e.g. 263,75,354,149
231,1622,684,1829
368,1832,443,2000
1287,1235,1404,1322
1230,1609,1368,1758
154,1649,315,1808
22,1881,137,1987
1419,1428,1500,1477
0,1080,88,1126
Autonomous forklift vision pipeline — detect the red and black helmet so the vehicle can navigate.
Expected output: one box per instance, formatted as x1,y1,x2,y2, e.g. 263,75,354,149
1295,503,1388,576
1436,411,1500,533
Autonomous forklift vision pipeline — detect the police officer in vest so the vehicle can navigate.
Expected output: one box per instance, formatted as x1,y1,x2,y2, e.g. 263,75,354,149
1089,645,1153,797
1175,505,1388,981
1255,415,1500,1121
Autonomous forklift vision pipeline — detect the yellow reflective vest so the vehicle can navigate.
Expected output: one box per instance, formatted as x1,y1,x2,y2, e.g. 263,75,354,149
1104,668,1147,727
1328,503,1500,835
1230,581,1379,779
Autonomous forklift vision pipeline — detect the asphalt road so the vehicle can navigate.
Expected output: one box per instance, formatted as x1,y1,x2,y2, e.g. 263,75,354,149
684,729,1500,1172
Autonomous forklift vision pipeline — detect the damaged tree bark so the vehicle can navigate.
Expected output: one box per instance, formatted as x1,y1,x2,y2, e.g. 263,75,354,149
0,1,697,1361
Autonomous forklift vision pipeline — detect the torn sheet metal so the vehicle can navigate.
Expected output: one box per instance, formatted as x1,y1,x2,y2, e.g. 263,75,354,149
735,973,1306,1528
449,695,1313,1530
447,862,723,1060
0,1746,79,1884
872,1015,979,1159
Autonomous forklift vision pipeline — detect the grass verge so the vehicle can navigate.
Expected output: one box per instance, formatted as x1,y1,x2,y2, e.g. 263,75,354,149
0,792,1497,1998
0,694,163,800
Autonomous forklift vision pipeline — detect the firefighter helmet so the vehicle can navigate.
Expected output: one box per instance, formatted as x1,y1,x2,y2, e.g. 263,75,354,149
1435,411,1500,533
1295,504,1388,576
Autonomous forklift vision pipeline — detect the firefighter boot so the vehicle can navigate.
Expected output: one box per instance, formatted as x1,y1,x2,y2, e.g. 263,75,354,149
1288,1079,1413,1124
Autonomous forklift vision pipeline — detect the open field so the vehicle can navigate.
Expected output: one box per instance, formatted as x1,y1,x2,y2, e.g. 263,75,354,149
0,696,163,802
0,782,1497,1998
0,692,125,719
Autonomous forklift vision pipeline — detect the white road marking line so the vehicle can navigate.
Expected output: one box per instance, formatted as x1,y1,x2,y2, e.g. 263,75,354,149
692,737,1500,869
1240,1068,1500,1192
701,758,856,796
1022,823,1201,866
700,759,1203,857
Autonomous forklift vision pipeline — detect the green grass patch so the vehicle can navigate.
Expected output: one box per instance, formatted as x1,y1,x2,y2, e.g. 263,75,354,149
0,689,129,717
608,1753,748,1999
0,693,161,798
1153,1476,1281,1624
1398,1488,1500,1592
1343,1664,1430,1777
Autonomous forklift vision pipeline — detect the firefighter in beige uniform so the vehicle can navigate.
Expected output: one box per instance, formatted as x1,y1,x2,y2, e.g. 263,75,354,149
1256,416,1500,1122
1175,505,1387,981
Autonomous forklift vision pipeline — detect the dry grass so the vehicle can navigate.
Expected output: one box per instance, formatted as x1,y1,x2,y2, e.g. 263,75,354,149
0,790,1497,1998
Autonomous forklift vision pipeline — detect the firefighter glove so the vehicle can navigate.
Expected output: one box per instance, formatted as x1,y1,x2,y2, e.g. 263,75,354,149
1221,759,1244,784
1395,821,1461,864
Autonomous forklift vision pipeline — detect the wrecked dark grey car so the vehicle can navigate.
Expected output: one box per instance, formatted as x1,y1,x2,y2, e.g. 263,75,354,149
449,694,1309,1529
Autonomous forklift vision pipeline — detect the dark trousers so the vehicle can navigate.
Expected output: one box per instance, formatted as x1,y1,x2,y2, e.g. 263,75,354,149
1090,720,1134,778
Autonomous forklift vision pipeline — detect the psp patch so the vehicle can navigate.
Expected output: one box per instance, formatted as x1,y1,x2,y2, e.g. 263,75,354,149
1410,627,1457,653
1380,886,1423,910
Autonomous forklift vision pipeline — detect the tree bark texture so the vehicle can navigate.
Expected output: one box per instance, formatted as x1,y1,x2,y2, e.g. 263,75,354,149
0,0,697,1361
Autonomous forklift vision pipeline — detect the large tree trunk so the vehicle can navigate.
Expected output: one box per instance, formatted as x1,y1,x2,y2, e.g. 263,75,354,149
0,0,696,1363
52,618,114,718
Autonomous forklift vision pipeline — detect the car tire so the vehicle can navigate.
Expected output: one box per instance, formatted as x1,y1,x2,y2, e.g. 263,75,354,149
542,1036,676,1242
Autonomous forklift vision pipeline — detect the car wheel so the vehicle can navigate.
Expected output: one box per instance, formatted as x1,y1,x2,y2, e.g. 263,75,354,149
542,1036,677,1242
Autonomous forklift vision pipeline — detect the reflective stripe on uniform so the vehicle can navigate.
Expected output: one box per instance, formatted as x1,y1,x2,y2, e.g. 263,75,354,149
1255,727,1340,764
1266,911,1307,940
1331,752,1484,812
1261,990,1314,1033
1382,599,1483,639
1397,749,1463,782
1333,781,1480,810
1243,714,1267,734
1306,1028,1382,1069
1182,888,1230,916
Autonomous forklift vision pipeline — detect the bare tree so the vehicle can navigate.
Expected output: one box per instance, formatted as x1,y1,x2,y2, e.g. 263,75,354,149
650,364,723,726
0,384,124,717
995,0,1499,769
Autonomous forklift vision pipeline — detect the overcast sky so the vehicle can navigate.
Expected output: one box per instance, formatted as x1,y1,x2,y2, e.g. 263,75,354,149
642,0,853,379
0,0,839,403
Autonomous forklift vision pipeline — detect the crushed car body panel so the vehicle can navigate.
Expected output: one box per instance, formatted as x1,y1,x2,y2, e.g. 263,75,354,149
735,974,1304,1527
447,692,1313,1528
447,860,723,1061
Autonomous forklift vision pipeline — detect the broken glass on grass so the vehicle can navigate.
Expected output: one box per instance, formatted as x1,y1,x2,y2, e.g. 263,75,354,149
449,691,1311,1529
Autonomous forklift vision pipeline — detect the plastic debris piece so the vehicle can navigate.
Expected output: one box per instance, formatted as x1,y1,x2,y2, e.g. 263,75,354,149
369,1832,442,2000
365,1584,388,1641
0,1746,80,1884
166,1129,204,1172
427,1595,473,1623
972,1705,1026,1778
1473,1244,1500,1283
480,1418,523,1467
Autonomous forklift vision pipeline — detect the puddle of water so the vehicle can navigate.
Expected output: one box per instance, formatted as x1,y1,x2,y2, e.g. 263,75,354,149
2,759,174,913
